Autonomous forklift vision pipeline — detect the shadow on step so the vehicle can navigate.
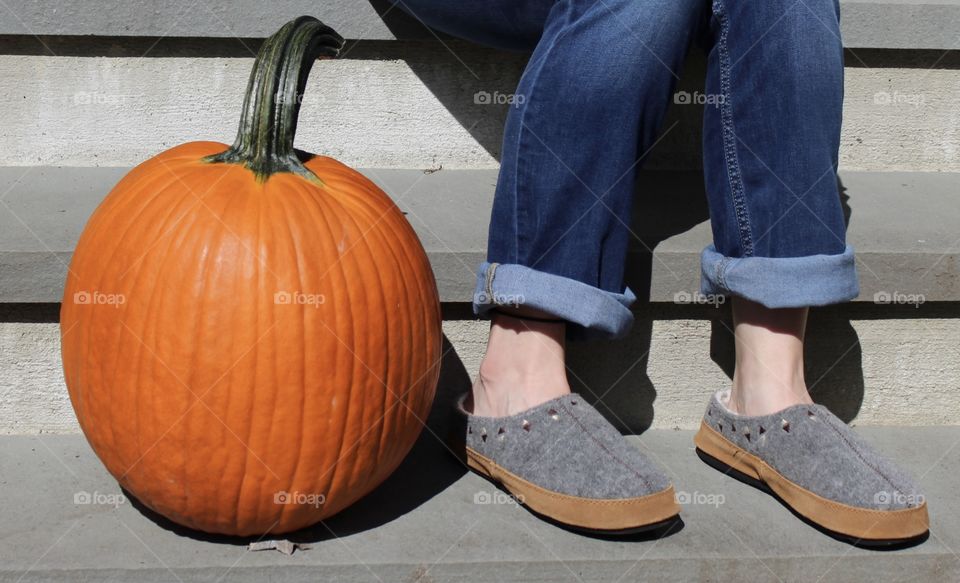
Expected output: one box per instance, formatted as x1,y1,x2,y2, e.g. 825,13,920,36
566,175,865,431
300,333,471,541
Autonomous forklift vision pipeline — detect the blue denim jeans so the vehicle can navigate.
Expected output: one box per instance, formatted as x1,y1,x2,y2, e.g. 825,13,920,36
392,0,859,339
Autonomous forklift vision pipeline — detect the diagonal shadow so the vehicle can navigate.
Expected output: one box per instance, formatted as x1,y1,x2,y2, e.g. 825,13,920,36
708,178,865,422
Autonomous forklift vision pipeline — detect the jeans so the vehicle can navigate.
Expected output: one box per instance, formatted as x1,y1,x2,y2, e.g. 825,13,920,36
391,0,859,339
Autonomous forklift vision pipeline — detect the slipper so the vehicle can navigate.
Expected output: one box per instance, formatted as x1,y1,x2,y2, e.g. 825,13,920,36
694,389,929,542
449,393,680,534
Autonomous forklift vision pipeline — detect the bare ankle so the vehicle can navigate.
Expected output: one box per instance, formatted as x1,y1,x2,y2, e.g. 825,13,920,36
468,314,570,417
470,358,569,417
729,296,812,416
728,369,812,416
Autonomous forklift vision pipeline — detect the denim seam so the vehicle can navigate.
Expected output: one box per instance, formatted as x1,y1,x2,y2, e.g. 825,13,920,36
485,262,499,304
715,256,730,291
712,0,754,257
472,262,637,339
510,103,526,265
510,7,573,267
512,3,584,267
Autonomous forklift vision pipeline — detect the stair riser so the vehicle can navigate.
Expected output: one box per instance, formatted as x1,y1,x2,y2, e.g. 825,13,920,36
4,308,958,434
1,52,957,171
3,167,956,304
2,0,958,50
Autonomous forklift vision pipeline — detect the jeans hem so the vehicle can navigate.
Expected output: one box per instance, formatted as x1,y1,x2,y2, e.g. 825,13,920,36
700,244,859,308
472,262,636,340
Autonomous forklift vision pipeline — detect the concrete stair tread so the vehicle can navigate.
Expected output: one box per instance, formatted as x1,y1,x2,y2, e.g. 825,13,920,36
0,0,957,49
0,426,956,582
1,167,957,303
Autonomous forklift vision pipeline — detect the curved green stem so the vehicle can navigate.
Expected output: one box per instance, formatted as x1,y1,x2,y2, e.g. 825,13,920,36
205,16,344,183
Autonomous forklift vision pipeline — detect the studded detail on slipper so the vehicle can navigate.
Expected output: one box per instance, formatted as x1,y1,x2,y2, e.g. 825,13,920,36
449,393,680,534
694,389,929,543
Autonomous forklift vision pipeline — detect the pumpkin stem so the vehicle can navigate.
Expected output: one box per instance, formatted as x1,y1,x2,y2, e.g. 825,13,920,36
205,16,344,183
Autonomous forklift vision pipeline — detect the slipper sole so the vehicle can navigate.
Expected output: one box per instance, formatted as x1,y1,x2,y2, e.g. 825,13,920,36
464,445,681,533
694,420,929,541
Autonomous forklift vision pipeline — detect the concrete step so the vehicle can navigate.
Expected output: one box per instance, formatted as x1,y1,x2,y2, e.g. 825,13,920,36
0,48,956,171
0,419,957,582
0,0,958,49
0,4,956,574
5,303,960,433
1,167,957,304
3,167,957,433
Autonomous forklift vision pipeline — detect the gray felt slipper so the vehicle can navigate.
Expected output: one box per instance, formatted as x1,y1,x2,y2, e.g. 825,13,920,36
694,389,929,542
449,393,680,533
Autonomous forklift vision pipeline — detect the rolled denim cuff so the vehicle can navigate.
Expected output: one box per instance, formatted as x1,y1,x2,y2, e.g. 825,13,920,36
700,244,859,308
472,262,636,340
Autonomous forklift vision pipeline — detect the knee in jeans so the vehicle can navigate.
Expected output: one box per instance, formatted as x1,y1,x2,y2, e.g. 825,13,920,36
761,0,841,36
735,0,839,18
739,0,842,72
566,0,699,77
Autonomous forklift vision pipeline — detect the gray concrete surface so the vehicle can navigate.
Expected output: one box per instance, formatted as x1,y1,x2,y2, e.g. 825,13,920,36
842,0,960,48
1,167,957,304
4,308,960,434
0,0,957,49
0,50,956,171
0,422,957,582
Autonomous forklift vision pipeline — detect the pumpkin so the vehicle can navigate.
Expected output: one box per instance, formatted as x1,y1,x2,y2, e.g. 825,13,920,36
60,17,442,536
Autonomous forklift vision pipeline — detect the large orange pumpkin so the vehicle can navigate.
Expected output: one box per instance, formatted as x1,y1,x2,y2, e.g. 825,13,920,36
60,17,442,536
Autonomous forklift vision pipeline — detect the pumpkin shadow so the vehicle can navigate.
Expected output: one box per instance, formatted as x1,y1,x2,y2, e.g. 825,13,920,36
124,333,469,545
293,333,470,542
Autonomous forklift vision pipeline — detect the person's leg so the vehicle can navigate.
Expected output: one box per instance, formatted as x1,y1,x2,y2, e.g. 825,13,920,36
389,0,575,416
699,0,856,415
388,0,552,52
392,0,704,532
695,0,928,542
475,0,705,416
397,0,706,416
